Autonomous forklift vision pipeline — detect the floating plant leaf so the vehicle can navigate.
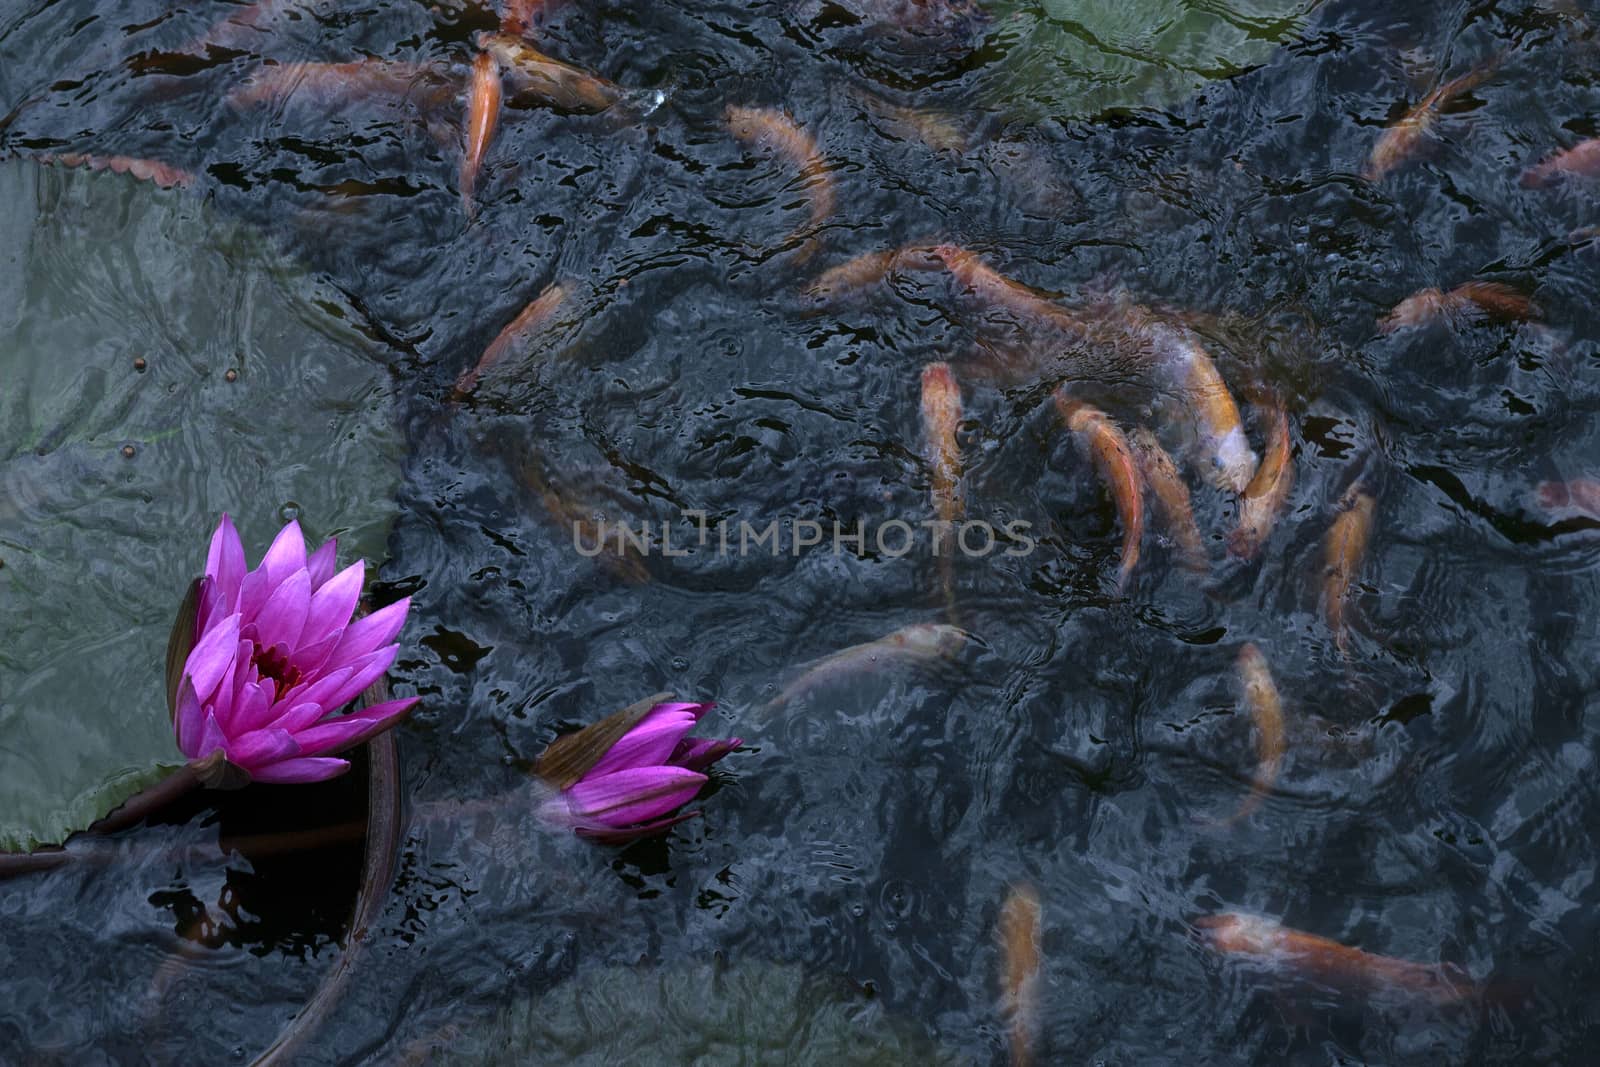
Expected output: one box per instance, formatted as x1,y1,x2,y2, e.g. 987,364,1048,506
987,0,1321,121
0,160,404,852
426,959,963,1065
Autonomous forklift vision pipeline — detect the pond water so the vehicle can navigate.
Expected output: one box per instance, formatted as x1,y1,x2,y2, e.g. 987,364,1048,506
3,0,1600,1062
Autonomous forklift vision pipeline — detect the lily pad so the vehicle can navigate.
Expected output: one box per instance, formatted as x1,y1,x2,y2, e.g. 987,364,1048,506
988,0,1320,121
0,160,403,851
429,959,963,1065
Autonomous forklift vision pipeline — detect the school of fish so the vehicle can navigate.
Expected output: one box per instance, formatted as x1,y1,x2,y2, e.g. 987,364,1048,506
8,0,1594,1059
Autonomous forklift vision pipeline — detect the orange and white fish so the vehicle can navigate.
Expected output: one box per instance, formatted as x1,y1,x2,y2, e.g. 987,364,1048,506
1055,391,1145,590
1129,427,1206,573
997,883,1042,1067
1140,320,1258,495
1378,281,1539,333
1365,62,1496,181
1225,644,1285,823
453,281,572,400
1227,400,1294,559
726,105,835,264
460,51,502,219
1323,483,1376,653
765,623,971,712
1521,137,1600,188
478,32,631,114
1195,912,1474,1004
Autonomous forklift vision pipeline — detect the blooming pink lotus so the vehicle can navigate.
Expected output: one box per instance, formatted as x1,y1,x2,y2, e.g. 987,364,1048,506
541,701,740,843
172,514,416,784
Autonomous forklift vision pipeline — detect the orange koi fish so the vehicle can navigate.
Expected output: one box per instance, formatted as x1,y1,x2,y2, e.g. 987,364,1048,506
1536,479,1600,520
853,87,972,154
1365,61,1496,181
1129,427,1207,573
1323,482,1375,653
1226,644,1285,823
34,152,194,189
997,883,1042,1067
1227,399,1294,559
228,59,453,111
726,105,835,263
1196,912,1474,1004
453,281,572,400
932,244,1084,337
1378,281,1539,333
1521,137,1600,188
1055,391,1144,590
500,0,548,38
478,33,628,113
921,362,964,616
460,51,502,219
797,243,942,307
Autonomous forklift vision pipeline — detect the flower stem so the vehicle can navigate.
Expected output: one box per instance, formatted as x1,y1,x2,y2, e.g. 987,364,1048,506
0,762,203,879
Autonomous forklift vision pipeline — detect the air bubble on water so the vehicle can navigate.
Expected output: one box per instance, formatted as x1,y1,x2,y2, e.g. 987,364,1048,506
278,501,301,522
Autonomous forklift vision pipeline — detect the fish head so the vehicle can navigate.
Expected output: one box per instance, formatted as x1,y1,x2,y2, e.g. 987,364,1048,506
1193,911,1280,955
1207,427,1258,495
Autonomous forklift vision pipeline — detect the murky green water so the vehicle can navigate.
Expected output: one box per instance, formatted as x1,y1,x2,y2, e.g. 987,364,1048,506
3,0,1600,1062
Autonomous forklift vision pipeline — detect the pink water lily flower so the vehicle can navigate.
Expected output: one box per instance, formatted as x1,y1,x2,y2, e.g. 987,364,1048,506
173,514,416,784
542,701,740,843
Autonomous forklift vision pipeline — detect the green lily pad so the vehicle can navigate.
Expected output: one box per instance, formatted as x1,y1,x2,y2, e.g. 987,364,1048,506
988,0,1320,121
0,159,403,852
429,959,963,1065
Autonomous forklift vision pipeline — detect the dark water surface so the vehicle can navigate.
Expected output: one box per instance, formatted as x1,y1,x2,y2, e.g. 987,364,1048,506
4,0,1600,1062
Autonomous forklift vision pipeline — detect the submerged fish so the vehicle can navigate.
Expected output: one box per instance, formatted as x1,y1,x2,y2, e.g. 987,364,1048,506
228,58,455,111
997,883,1042,1067
454,281,572,400
1520,137,1600,188
920,362,964,526
921,362,964,618
1224,644,1285,824
1139,319,1257,495
460,51,502,219
1227,399,1294,560
180,0,319,55
797,243,941,308
726,105,835,263
1378,281,1539,333
853,87,973,154
1365,61,1496,181
34,152,194,189
1195,912,1474,1004
932,244,1084,338
500,0,548,38
478,32,633,114
524,463,651,585
1535,479,1600,520
765,623,971,711
1055,391,1145,591
1322,482,1376,653
1129,427,1207,573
